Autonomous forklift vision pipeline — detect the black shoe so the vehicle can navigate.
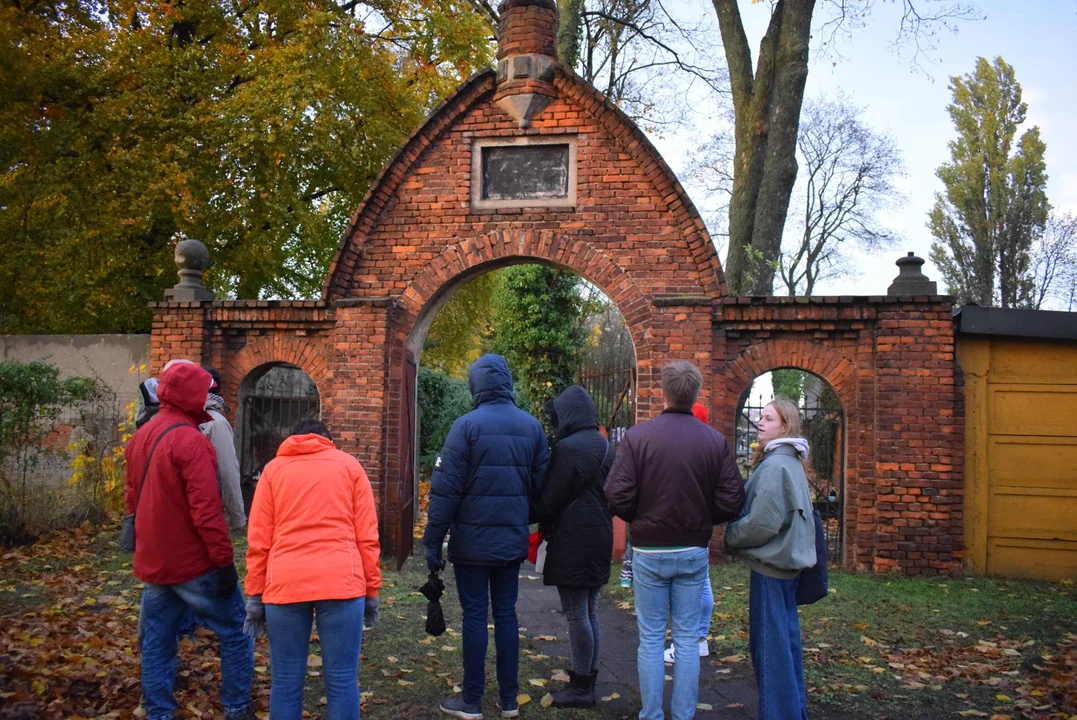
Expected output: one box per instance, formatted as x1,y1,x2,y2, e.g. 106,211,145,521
550,670,596,709
439,695,483,719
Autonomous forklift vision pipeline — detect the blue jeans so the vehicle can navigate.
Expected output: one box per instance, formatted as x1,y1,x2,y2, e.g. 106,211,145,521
699,572,713,641
749,571,808,720
633,548,708,720
139,570,254,720
454,563,520,707
266,598,365,720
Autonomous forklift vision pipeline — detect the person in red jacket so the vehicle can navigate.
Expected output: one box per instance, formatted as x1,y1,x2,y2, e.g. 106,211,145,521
124,361,254,720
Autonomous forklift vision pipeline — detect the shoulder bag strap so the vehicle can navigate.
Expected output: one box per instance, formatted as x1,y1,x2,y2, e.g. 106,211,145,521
561,439,611,516
134,423,187,512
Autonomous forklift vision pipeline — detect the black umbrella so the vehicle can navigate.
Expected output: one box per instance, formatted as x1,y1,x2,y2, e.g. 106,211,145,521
419,571,447,637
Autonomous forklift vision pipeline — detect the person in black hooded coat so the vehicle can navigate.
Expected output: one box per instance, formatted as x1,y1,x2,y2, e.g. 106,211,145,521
532,385,614,708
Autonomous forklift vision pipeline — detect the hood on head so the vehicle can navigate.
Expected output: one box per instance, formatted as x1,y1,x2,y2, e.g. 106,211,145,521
158,362,214,422
468,354,515,406
139,378,160,406
691,402,709,424
552,385,599,439
276,433,335,457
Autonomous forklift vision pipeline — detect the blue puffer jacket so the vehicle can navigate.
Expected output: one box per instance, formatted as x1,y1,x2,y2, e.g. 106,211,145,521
422,354,550,567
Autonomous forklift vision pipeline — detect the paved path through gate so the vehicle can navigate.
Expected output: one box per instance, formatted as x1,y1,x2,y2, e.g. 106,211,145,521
515,572,761,719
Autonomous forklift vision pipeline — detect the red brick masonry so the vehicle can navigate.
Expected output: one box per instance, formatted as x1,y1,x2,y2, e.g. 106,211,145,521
150,65,963,575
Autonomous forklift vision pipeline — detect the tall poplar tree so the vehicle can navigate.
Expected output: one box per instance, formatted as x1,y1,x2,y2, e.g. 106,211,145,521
928,56,1049,308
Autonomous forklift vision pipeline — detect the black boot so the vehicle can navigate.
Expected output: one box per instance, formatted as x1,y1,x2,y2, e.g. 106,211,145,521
586,671,599,704
550,670,596,709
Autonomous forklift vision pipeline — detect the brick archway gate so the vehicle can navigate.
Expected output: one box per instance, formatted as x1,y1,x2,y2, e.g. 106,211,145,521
384,231,658,565
713,298,963,574
148,0,965,574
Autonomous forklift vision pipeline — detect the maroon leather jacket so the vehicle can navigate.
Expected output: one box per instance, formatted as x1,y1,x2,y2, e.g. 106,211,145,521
604,408,744,548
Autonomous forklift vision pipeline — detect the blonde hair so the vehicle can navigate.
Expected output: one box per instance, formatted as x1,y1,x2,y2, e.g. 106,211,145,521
750,396,810,475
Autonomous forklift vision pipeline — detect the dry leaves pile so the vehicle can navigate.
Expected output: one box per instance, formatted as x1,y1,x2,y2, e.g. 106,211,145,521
800,628,1077,718
0,526,272,719
412,481,431,541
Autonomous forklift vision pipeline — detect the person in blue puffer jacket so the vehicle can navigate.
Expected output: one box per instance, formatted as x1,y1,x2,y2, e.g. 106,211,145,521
422,354,550,720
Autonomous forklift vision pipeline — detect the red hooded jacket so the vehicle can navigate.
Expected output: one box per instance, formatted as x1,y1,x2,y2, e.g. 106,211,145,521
124,363,234,585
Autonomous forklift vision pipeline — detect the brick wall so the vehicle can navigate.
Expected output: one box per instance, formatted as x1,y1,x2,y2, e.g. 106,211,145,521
149,63,965,573
715,296,963,576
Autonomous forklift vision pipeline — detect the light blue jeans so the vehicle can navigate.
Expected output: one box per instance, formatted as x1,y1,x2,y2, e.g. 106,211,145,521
266,597,365,720
699,572,714,641
633,548,709,720
139,570,254,720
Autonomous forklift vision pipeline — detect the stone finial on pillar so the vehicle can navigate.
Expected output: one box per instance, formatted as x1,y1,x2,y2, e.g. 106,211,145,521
887,251,937,296
494,0,559,128
164,238,215,301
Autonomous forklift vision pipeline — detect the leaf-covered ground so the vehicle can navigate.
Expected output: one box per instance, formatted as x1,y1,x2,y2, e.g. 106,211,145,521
1,527,1074,719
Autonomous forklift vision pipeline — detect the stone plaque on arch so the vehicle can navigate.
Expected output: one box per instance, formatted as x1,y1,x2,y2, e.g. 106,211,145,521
471,136,577,209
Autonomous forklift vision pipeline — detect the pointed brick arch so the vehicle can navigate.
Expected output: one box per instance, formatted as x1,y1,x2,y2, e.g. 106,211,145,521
323,68,726,303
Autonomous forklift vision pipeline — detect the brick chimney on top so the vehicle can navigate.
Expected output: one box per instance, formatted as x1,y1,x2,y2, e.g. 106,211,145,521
494,0,559,128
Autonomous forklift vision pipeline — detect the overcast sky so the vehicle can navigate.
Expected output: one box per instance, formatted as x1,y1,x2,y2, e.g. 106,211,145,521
647,0,1077,305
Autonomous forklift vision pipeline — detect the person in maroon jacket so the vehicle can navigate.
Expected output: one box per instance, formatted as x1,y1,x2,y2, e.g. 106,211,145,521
124,361,254,720
604,360,744,720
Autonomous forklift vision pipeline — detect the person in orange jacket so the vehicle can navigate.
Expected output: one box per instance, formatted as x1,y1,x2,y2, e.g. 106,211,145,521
244,419,382,720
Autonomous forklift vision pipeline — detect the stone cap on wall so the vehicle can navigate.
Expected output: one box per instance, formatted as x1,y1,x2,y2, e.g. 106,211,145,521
719,294,955,305
150,300,329,308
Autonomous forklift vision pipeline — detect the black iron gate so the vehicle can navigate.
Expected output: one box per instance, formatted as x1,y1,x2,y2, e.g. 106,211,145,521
736,392,844,564
576,366,635,445
239,366,320,511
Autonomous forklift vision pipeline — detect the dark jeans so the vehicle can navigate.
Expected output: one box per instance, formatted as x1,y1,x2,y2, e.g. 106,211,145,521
266,598,365,720
749,571,808,720
139,570,254,720
556,586,601,675
454,562,520,706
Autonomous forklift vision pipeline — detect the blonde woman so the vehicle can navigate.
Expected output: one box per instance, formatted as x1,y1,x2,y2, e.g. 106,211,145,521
725,397,817,720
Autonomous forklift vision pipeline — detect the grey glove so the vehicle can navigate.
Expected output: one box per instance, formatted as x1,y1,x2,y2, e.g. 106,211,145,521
243,594,266,637
364,595,380,629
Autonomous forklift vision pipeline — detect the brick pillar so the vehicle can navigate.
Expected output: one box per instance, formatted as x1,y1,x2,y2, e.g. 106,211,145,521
329,301,391,535
150,302,207,373
872,301,962,575
494,0,559,127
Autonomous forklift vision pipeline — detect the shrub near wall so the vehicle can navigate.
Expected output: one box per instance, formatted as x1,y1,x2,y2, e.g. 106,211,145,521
0,360,97,545
417,366,472,471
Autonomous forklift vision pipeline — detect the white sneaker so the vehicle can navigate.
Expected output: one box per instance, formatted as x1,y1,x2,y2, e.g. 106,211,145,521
664,640,709,664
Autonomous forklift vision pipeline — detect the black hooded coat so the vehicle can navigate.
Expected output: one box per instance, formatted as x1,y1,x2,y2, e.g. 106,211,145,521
532,386,614,588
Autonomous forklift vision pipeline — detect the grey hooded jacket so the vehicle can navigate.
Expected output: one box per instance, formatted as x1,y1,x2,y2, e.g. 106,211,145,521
200,393,246,530
725,444,816,579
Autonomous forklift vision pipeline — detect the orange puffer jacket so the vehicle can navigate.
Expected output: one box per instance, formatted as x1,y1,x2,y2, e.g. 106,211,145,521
245,434,382,604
